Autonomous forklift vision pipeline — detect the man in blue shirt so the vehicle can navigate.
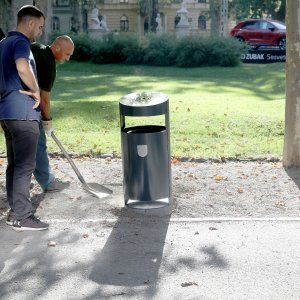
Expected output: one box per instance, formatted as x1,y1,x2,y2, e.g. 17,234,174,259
0,5,49,231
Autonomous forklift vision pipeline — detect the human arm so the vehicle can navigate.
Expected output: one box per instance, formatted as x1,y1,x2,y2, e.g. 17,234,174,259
40,90,51,120
16,58,40,108
40,90,54,136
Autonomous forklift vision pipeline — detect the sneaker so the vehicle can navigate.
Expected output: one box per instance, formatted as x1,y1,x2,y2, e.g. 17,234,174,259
44,178,70,193
6,210,16,226
12,215,49,231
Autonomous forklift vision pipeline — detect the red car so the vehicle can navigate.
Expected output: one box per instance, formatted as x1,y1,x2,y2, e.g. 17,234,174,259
230,19,286,51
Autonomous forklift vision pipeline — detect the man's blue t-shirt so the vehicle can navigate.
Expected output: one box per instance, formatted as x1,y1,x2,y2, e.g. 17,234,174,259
0,31,41,121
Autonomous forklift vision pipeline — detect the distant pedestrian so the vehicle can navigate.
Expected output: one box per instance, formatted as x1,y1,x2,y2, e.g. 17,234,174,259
0,5,49,231
31,35,74,193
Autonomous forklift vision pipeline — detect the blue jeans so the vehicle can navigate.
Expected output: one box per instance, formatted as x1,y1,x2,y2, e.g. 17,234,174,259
34,123,55,190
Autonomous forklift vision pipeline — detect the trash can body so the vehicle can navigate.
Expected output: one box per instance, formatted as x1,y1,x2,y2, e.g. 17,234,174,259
119,92,171,209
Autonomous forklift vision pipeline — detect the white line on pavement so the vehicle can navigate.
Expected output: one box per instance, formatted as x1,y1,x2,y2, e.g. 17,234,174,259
44,217,300,223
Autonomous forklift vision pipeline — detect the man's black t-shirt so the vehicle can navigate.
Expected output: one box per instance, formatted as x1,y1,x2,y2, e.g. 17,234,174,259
31,42,56,92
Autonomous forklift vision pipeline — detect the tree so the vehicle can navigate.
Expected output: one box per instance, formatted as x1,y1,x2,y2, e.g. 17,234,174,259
229,0,286,22
0,0,12,34
210,0,229,37
139,0,159,33
283,0,300,167
210,0,221,36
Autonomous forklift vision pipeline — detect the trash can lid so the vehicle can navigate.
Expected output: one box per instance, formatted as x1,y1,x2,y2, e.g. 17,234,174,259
120,92,168,107
119,92,169,116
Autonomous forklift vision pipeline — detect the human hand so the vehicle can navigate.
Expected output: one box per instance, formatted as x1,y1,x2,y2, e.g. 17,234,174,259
42,119,54,137
19,89,40,109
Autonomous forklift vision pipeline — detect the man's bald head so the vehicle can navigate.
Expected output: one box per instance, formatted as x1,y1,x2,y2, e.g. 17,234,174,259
50,35,74,64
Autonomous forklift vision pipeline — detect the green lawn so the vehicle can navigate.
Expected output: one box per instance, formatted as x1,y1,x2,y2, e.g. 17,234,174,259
0,61,285,158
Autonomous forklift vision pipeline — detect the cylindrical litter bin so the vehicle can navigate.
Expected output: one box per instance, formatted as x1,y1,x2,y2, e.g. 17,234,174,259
119,92,171,209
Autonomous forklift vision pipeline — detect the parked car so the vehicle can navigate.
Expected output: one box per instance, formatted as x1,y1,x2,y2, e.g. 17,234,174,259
230,19,286,51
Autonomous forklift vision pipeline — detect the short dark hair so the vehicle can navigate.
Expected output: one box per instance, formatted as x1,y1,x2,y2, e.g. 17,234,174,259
17,5,45,24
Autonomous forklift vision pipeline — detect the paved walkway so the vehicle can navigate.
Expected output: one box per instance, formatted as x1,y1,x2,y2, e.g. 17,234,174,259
1,158,300,299
0,218,300,300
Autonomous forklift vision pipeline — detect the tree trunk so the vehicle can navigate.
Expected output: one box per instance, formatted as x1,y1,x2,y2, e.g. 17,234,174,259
282,0,300,166
210,0,220,36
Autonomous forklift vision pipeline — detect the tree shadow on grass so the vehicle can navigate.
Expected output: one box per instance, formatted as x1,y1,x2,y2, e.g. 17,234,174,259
53,63,285,106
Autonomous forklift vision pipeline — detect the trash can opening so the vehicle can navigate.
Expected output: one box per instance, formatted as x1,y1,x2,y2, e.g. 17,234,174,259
124,125,165,134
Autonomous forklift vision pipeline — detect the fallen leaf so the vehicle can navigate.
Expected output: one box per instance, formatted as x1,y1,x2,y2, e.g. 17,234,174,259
236,187,244,193
181,281,198,287
275,200,286,207
48,241,56,247
214,175,223,181
171,158,180,165
209,227,217,231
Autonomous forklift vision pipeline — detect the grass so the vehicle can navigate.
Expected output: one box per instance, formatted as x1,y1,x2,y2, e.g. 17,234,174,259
0,61,285,158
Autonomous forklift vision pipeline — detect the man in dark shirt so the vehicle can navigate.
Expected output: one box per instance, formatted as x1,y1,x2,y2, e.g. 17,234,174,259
31,35,74,193
0,5,49,231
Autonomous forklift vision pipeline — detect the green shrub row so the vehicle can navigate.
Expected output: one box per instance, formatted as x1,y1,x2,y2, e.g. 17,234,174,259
50,32,244,67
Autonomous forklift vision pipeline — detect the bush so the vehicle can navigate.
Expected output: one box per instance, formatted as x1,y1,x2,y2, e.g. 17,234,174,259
67,32,243,68
91,33,128,64
121,34,145,65
205,37,244,67
70,34,93,61
143,33,177,66
174,36,209,67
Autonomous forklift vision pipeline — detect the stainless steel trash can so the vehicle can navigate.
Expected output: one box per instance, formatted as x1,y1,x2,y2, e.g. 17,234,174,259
119,92,171,209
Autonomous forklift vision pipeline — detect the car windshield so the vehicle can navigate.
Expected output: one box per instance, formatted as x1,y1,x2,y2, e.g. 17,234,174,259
270,21,286,29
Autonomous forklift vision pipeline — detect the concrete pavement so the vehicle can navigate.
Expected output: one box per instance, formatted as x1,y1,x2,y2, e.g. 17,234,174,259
1,158,300,299
0,217,300,300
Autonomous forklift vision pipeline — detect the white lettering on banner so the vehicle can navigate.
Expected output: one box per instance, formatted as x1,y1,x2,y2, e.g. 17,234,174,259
267,54,286,60
241,53,265,60
241,52,285,62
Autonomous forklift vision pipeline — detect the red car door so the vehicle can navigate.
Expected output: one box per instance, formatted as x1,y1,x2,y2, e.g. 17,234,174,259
239,20,260,44
258,21,276,46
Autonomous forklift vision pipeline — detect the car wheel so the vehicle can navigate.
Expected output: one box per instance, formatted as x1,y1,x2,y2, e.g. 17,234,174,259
278,37,286,51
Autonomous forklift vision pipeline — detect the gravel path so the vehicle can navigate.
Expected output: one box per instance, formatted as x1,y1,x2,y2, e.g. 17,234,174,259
1,157,300,219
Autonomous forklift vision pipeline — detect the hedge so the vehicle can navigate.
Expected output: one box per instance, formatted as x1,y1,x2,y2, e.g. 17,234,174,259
49,32,244,67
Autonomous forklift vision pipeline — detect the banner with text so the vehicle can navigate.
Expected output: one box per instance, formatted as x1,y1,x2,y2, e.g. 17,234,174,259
241,49,285,64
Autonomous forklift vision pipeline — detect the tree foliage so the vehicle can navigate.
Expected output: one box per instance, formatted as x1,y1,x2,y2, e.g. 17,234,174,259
229,0,286,22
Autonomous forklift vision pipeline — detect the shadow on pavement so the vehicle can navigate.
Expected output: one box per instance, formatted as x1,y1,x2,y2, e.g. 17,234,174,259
284,167,300,189
89,208,170,293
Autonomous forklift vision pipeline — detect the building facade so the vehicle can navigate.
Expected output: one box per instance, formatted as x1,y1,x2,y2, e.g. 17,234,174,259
0,0,218,43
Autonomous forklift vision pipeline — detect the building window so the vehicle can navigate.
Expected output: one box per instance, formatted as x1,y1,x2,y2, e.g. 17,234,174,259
55,0,70,6
198,15,206,30
120,15,129,31
52,16,60,31
198,0,206,3
120,0,129,3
